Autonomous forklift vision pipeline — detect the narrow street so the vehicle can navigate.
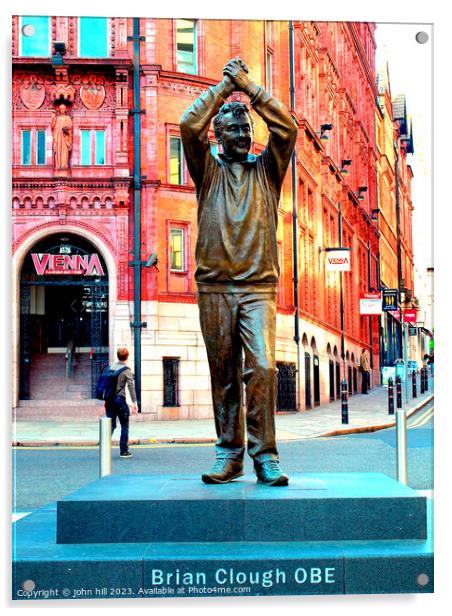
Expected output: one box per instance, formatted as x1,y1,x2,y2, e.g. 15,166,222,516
13,404,433,513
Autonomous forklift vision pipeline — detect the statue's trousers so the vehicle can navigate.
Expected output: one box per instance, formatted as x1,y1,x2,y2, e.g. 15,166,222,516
198,292,279,462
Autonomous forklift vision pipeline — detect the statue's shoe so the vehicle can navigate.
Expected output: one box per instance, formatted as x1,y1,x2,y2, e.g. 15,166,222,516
254,459,289,486
201,458,244,484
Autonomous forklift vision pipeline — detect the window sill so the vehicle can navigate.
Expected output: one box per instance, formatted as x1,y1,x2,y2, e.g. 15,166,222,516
160,183,195,193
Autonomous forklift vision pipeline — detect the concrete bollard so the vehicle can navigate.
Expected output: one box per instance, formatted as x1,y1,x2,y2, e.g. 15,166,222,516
341,378,348,424
412,370,417,398
99,417,112,478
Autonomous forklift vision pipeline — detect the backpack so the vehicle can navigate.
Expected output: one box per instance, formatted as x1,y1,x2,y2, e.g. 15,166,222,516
95,366,128,401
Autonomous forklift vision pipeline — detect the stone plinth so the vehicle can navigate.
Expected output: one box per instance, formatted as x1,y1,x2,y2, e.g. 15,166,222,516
56,473,426,544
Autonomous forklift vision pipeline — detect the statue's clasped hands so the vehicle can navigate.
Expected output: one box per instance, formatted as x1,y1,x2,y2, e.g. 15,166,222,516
223,57,253,93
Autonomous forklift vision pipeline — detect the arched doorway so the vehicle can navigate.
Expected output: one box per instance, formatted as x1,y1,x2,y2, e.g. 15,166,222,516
302,334,311,410
19,233,109,400
327,344,335,402
334,345,340,399
351,352,358,394
346,351,352,395
311,337,320,407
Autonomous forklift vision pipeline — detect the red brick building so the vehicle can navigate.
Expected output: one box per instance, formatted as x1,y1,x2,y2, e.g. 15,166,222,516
376,64,416,368
12,17,414,418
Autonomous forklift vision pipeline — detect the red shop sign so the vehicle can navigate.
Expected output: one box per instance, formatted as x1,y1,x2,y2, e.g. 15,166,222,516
403,309,417,324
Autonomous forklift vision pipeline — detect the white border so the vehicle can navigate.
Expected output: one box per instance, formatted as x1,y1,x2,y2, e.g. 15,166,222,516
3,1,448,614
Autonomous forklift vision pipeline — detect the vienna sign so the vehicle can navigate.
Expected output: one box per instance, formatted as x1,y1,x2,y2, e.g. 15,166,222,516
325,248,351,272
31,253,105,276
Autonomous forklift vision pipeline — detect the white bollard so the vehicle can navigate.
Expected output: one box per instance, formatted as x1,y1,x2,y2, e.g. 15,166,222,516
99,417,112,478
396,409,408,485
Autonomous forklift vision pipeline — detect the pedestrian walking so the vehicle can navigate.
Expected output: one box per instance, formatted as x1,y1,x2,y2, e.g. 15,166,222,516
103,347,138,458
359,348,370,394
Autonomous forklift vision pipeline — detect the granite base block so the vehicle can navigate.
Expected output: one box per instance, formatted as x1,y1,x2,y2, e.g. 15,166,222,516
12,501,433,600
56,473,426,544
13,474,433,600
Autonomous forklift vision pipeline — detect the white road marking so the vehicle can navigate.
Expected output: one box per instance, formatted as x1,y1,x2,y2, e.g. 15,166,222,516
12,512,31,523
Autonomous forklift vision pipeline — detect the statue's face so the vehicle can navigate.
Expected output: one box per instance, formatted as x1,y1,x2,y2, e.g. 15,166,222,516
218,112,253,161
59,104,67,114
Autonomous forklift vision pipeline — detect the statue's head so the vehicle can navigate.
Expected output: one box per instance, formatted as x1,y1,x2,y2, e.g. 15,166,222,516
213,102,253,161
58,103,67,114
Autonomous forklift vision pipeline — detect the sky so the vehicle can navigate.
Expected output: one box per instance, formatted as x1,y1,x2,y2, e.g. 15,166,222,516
375,23,433,277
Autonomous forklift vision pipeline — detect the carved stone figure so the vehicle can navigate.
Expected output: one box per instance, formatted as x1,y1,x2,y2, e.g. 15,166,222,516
180,58,297,486
51,104,73,171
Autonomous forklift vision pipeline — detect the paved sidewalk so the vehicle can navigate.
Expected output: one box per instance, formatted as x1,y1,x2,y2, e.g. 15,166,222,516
12,382,434,447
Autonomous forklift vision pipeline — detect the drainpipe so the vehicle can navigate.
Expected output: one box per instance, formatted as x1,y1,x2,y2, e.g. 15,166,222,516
367,239,373,372
338,203,346,379
129,17,146,411
289,20,301,411
374,105,383,382
377,249,384,376
394,141,403,359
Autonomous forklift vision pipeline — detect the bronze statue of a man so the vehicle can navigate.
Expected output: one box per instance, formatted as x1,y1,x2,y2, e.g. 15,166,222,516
180,58,297,486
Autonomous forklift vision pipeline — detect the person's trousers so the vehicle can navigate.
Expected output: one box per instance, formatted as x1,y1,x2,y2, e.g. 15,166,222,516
360,368,369,394
105,396,130,454
198,292,278,462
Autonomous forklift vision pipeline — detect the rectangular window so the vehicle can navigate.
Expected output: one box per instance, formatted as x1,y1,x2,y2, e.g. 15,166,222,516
277,242,283,304
265,21,274,94
20,16,50,57
169,136,185,184
80,130,91,165
170,228,185,271
176,19,197,74
21,130,31,165
163,358,180,407
80,130,106,165
265,20,273,44
266,49,273,93
79,17,108,58
36,130,46,165
95,130,105,165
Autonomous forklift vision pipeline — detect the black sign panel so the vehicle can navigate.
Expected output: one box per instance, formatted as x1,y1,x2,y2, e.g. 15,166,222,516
408,326,417,336
382,289,398,311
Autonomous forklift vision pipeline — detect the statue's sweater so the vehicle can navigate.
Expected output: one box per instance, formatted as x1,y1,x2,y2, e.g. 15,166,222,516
180,82,297,293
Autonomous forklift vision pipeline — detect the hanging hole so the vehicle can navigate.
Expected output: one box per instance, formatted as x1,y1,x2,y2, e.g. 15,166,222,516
416,573,429,586
22,579,36,591
415,31,429,44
